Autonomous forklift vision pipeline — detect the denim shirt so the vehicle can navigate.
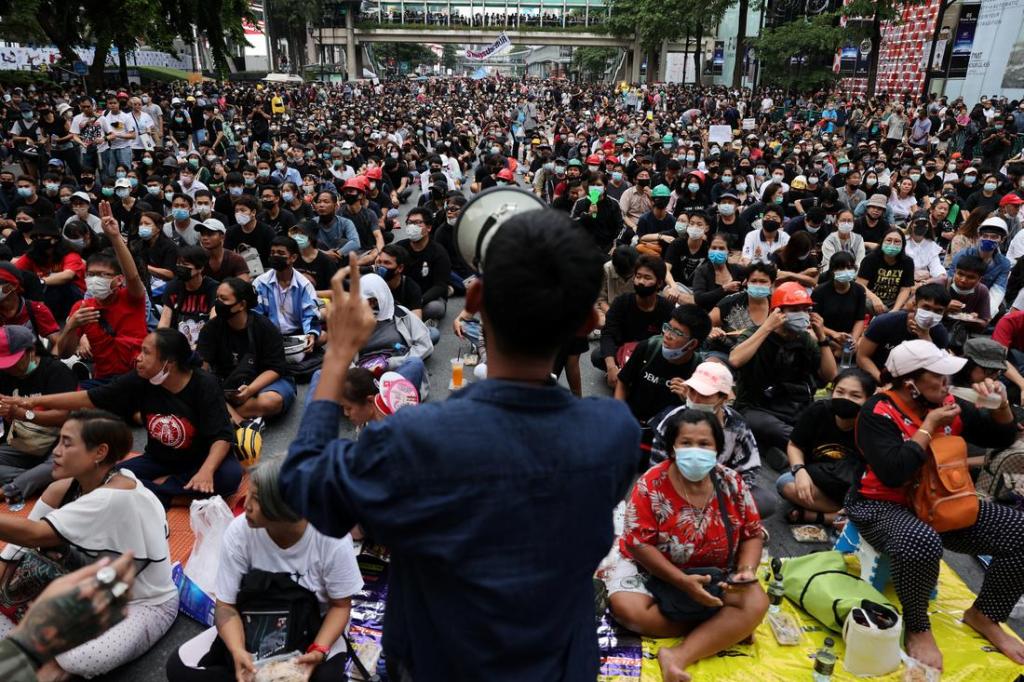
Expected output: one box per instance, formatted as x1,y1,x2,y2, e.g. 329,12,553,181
280,380,639,681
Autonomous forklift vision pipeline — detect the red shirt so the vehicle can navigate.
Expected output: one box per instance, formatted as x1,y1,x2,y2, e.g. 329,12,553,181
993,308,1024,350
14,252,86,291
0,298,59,338
621,461,762,570
68,287,147,379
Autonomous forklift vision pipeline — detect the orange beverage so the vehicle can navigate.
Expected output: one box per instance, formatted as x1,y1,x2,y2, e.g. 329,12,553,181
451,358,465,388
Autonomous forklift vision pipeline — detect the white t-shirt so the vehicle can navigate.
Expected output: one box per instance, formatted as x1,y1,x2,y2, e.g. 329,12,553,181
129,110,156,149
215,516,362,609
102,111,137,150
1,469,177,606
741,227,789,263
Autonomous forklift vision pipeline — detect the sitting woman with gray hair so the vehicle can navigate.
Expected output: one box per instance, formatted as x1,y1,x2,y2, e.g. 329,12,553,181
166,456,363,682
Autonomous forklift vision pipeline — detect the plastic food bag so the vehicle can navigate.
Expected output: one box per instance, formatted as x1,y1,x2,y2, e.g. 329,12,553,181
184,496,234,595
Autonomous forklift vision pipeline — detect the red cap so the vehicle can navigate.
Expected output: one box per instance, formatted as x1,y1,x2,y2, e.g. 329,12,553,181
999,193,1023,207
585,154,602,166
342,177,366,192
606,155,619,165
601,141,615,151
0,325,33,369
496,168,514,181
366,166,383,180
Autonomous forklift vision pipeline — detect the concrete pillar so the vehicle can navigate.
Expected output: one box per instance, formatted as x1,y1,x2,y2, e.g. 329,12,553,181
345,8,358,81
630,41,641,83
659,39,668,83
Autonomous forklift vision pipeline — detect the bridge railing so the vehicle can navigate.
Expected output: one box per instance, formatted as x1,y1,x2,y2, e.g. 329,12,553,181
356,9,609,30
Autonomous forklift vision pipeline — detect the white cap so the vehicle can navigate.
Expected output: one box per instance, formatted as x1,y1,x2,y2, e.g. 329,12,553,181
979,216,1009,235
70,191,91,203
885,340,966,378
114,177,131,189
199,218,226,233
684,361,735,398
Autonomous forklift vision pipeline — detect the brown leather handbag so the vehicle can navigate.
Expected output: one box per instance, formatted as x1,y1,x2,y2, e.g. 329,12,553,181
883,391,979,532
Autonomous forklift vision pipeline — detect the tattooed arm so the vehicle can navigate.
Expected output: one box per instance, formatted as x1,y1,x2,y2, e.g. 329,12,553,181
214,600,255,682
8,553,135,669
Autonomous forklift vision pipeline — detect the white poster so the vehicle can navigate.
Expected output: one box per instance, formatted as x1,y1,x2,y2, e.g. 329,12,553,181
960,0,1024,103
464,33,512,61
709,125,732,145
664,52,695,84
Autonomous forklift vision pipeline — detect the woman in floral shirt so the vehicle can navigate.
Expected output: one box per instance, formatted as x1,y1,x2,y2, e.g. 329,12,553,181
604,409,767,682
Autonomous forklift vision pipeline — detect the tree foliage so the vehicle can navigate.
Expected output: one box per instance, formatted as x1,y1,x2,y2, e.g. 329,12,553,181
750,12,845,90
572,47,618,81
442,44,458,71
374,43,439,68
266,0,324,71
0,0,251,83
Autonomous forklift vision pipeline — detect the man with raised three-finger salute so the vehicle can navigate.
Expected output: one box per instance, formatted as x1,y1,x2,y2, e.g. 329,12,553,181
280,210,640,682
56,200,147,389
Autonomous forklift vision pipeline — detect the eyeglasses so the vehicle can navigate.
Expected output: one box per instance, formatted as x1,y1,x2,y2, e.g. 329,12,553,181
662,323,691,341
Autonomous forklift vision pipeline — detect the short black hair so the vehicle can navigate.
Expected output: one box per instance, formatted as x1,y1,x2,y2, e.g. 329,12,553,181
611,245,639,279
221,276,258,309
635,254,667,283
67,409,133,464
828,250,856,272
86,249,122,275
271,235,299,256
834,366,877,396
179,245,210,269
915,282,951,307
382,243,409,265
152,328,195,369
482,209,604,358
662,409,725,455
671,304,712,342
954,254,987,276
745,261,778,282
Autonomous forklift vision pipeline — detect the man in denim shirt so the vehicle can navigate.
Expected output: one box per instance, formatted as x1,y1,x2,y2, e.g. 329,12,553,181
281,211,639,681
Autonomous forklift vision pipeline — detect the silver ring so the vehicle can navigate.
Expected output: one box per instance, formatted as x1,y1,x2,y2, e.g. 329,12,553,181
109,581,129,599
95,566,117,586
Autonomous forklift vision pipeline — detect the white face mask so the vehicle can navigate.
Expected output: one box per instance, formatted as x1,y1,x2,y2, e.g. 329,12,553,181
914,308,943,330
685,398,717,413
837,221,854,233
234,211,252,226
196,204,212,215
149,361,171,386
406,224,424,241
85,276,113,300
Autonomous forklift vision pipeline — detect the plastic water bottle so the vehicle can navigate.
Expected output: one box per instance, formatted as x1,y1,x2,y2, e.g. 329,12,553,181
812,637,836,681
768,557,785,614
839,338,855,369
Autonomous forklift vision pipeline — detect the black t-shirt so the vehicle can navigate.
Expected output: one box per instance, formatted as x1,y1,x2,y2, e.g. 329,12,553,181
0,356,77,438
857,251,914,309
733,329,821,416
404,238,452,303
864,310,949,367
811,282,867,333
196,312,289,383
664,238,708,287
391,275,423,312
226,221,276,266
294,250,339,291
854,216,890,245
131,234,179,275
258,207,297,235
88,369,233,470
790,400,858,464
599,294,675,359
162,276,219,346
618,337,699,423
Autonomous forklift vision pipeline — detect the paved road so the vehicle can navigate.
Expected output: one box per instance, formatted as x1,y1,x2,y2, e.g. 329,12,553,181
79,187,1018,679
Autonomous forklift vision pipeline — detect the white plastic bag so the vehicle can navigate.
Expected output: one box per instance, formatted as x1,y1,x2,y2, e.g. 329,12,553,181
184,496,234,595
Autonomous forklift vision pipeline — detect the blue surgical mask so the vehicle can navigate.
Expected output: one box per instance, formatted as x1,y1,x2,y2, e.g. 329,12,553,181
138,226,154,239
611,171,623,182
718,203,736,216
881,244,902,257
674,447,718,482
708,250,728,265
172,207,190,221
784,311,811,333
980,238,999,252
748,284,772,299
16,187,31,198
661,343,688,361
293,234,310,250
834,269,857,284
687,182,700,193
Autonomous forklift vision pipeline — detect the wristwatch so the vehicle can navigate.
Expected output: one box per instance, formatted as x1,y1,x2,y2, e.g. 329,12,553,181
23,409,34,422
790,464,806,475
817,338,830,347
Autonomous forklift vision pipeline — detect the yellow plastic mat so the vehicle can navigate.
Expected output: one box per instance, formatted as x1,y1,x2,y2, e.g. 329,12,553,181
639,557,1023,682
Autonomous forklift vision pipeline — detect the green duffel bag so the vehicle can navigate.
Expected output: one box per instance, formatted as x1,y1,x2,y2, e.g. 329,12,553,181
781,550,898,632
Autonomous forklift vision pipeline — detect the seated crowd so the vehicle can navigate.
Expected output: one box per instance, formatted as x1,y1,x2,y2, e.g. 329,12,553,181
0,77,1021,682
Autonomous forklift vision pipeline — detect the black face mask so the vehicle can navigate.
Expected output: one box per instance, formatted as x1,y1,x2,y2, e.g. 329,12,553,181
343,193,360,205
636,178,650,188
175,265,195,281
15,221,32,233
634,283,658,297
214,301,236,319
261,199,276,209
762,220,781,233
269,255,289,271
0,181,13,191
913,224,930,237
832,397,861,420
653,197,670,209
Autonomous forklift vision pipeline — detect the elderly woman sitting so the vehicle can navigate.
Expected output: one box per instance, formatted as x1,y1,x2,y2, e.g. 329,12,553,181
166,456,363,681
604,409,768,682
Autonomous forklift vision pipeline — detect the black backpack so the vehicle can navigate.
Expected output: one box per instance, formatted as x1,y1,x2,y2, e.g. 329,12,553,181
236,570,323,659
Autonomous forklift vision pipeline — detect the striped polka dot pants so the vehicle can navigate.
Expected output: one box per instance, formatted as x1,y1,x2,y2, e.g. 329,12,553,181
846,498,1024,632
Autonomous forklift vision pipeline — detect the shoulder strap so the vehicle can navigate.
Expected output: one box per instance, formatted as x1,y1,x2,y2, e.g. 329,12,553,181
711,472,735,571
642,336,663,368
882,390,923,427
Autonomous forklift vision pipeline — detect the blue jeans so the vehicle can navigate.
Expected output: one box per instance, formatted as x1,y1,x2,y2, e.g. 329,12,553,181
102,147,132,180
260,376,297,414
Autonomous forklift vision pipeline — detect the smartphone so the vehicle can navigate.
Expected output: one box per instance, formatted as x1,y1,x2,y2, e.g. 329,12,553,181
726,574,758,586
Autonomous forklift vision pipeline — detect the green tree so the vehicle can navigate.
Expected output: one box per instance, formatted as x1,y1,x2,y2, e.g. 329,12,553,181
0,0,251,86
374,43,439,74
266,0,324,72
750,12,845,90
442,44,458,72
571,47,618,81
